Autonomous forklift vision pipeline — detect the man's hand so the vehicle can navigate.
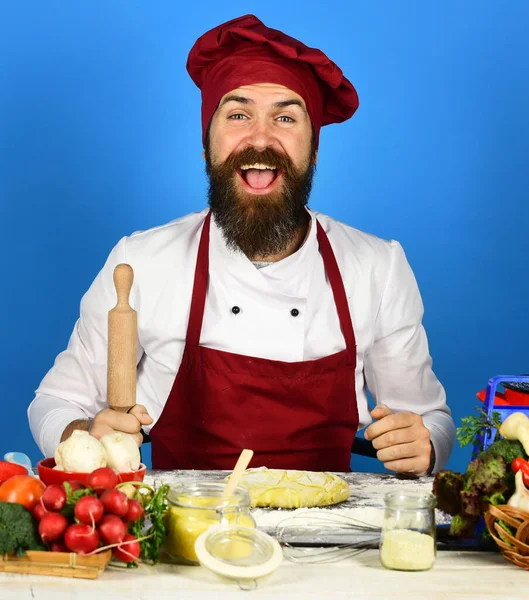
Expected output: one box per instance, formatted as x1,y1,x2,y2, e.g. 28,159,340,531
62,405,153,448
89,405,153,447
364,405,432,475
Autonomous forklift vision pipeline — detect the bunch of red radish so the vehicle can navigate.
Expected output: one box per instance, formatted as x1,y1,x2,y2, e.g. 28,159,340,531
33,467,144,563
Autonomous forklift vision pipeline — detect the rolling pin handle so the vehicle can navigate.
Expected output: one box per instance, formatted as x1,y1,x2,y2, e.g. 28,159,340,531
113,263,134,308
107,263,137,412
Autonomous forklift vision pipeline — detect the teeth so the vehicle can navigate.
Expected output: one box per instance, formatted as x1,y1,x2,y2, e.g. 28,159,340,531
240,163,277,171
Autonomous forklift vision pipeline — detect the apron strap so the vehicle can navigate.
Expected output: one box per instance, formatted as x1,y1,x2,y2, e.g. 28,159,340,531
187,212,356,355
186,211,212,346
316,220,357,355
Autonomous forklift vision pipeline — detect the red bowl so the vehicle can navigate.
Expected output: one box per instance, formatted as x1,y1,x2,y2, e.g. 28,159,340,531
37,458,146,487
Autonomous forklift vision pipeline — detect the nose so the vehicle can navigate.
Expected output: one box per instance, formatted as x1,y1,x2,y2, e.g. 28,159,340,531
245,118,275,151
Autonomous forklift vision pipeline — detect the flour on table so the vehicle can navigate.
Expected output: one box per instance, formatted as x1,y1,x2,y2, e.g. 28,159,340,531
252,505,384,529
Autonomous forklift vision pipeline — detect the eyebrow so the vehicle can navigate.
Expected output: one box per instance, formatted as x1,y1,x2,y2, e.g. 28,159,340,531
220,95,307,114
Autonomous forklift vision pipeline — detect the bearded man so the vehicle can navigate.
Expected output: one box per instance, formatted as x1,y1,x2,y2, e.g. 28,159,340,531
29,15,455,475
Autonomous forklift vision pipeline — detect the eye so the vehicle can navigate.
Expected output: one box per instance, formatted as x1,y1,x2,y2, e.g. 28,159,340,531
277,116,295,123
228,113,248,120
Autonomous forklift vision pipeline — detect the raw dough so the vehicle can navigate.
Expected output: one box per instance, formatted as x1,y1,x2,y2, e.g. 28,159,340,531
231,467,350,509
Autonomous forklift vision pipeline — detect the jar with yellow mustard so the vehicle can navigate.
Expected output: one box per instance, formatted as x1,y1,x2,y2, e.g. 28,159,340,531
163,481,256,564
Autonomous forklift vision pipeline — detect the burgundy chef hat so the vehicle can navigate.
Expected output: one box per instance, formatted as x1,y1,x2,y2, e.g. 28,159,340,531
187,14,359,149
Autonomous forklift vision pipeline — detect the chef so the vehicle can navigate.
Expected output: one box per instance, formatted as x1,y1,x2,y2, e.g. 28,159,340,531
28,15,455,475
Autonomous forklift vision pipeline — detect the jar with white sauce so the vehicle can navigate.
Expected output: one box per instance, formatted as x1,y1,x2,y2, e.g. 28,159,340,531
379,490,437,571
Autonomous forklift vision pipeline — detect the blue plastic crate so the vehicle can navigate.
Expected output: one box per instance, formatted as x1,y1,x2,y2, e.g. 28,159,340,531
472,375,529,456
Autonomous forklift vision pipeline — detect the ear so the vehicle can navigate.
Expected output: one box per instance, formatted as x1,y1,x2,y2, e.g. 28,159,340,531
202,149,206,161
313,150,318,166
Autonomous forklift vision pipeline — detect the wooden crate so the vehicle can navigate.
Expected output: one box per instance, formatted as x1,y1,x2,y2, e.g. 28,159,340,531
0,550,112,579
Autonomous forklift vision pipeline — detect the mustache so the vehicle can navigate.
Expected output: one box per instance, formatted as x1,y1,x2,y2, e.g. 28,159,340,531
216,147,298,178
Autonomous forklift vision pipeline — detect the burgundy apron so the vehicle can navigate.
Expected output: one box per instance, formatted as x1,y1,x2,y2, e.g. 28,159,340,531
150,212,359,471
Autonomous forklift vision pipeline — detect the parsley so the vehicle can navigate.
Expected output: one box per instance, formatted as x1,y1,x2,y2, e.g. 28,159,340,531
129,483,170,566
456,407,503,451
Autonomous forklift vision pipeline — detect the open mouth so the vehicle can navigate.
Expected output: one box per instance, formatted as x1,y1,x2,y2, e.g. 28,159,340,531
237,163,282,193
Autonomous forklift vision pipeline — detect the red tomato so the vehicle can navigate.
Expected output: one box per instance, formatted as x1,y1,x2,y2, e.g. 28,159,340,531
511,457,529,486
0,475,46,510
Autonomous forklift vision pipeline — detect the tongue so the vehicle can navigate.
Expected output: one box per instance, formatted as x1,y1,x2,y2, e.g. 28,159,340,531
245,169,275,190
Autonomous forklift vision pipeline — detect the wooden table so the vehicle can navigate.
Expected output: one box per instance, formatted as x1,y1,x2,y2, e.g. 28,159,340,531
0,471,526,600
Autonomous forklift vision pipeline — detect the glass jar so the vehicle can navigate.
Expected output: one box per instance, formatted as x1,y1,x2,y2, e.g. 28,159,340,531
163,481,256,564
379,490,437,571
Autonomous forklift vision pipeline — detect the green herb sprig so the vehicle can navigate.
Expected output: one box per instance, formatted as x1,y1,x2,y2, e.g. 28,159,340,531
456,407,503,451
61,481,97,520
128,483,170,566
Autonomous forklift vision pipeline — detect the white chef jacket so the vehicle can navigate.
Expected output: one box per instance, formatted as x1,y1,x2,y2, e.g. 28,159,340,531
28,208,455,471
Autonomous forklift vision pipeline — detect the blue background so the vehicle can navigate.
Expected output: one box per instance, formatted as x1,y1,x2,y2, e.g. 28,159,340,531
1,1,528,474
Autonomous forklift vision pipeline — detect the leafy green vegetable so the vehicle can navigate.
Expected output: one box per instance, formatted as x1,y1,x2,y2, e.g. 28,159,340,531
456,407,503,452
0,501,45,555
448,513,479,539
481,491,507,507
61,482,97,520
460,455,508,517
433,437,528,539
432,469,463,515
495,519,515,546
480,439,527,468
128,483,170,566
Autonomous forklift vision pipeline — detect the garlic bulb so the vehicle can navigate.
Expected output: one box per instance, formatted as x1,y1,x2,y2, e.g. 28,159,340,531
99,432,140,473
507,471,529,511
55,430,107,472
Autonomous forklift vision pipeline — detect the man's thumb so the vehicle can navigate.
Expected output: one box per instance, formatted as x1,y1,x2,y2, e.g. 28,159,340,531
129,404,153,423
138,411,153,423
370,404,391,419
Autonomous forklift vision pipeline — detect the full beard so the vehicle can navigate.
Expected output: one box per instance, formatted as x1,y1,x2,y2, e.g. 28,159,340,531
205,146,315,259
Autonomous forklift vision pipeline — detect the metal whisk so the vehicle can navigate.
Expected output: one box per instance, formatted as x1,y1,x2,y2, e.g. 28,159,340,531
274,510,381,563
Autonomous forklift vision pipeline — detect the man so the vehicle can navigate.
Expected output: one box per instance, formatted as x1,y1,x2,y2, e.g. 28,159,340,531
28,15,455,474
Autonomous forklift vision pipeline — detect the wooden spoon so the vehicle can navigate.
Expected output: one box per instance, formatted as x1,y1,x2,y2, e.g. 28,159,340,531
223,449,254,500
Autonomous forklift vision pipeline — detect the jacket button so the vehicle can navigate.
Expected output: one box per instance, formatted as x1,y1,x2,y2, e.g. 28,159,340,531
290,308,300,317
231,306,241,315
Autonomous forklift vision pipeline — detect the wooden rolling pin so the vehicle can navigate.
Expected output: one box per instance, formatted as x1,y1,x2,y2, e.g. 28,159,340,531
107,263,137,413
